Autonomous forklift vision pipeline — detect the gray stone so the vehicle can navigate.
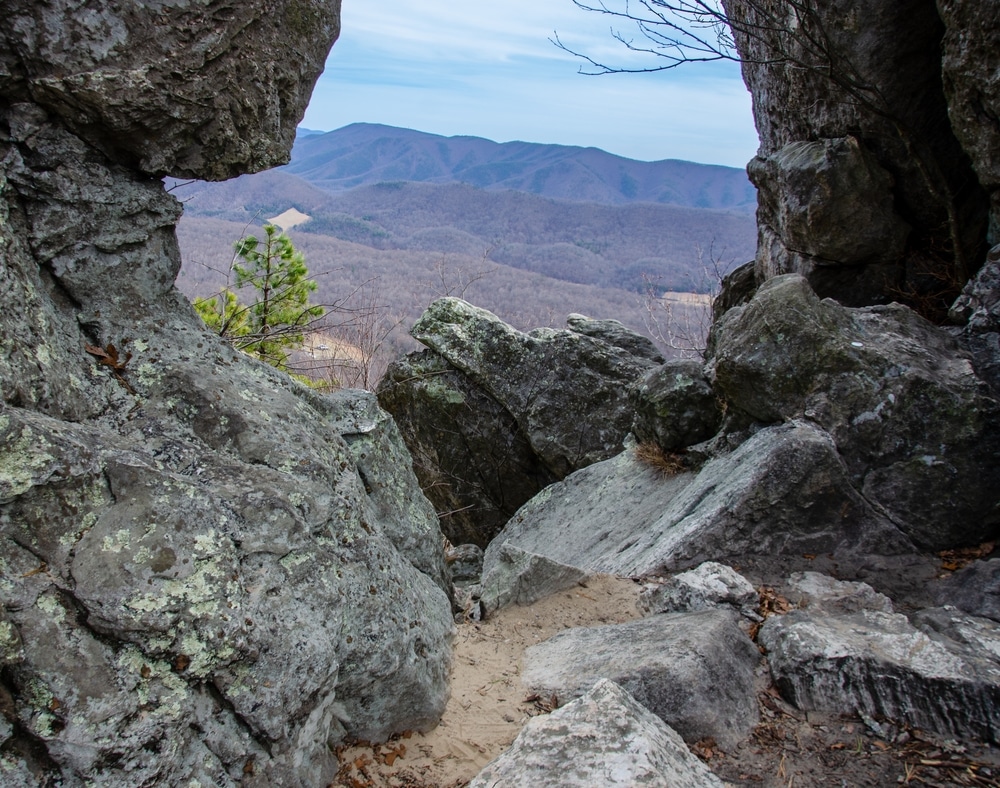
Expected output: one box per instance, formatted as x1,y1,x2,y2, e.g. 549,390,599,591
482,420,911,579
938,0,1000,240
950,246,1000,330
937,559,1000,622
522,609,760,749
787,572,894,615
446,543,484,585
0,1,456,782
377,350,557,548
409,298,660,478
630,360,722,452
0,0,341,180
478,543,590,617
566,313,665,363
724,0,987,306
760,608,1000,743
467,679,724,788
711,259,757,323
748,137,908,304
710,274,1000,549
639,562,758,617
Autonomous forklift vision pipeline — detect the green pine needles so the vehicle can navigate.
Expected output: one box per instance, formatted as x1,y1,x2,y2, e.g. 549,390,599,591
194,224,324,371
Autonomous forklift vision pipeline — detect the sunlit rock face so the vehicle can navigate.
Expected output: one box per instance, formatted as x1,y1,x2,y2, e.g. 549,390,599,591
0,2,456,785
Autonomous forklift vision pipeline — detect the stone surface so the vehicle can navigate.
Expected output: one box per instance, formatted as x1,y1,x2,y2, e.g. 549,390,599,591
937,0,1000,241
761,608,1000,743
748,137,908,304
724,0,987,307
377,350,557,549
0,2,456,783
467,679,724,788
565,313,665,363
522,609,760,749
630,360,722,452
409,298,661,478
483,421,911,579
787,572,894,615
478,543,590,617
0,0,340,180
710,274,1000,549
639,562,758,618
937,559,1000,622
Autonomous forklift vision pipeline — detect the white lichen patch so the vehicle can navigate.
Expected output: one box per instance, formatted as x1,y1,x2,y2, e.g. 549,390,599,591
0,425,56,502
279,551,310,571
135,362,161,387
36,593,66,624
101,528,132,553
0,620,24,664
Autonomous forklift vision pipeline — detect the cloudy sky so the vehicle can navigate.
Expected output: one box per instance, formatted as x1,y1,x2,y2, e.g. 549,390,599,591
301,0,760,168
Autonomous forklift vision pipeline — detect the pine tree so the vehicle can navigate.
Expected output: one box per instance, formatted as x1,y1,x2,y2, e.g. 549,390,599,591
194,224,324,371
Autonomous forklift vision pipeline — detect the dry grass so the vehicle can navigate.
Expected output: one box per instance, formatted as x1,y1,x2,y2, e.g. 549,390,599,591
634,442,687,476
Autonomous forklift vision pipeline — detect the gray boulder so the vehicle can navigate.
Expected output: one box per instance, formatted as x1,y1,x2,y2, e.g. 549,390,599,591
950,245,1000,397
565,313,665,362
937,559,1000,622
483,420,911,579
0,2,456,784
711,274,1000,550
760,607,1000,743
409,298,661,477
521,609,760,750
786,572,894,615
467,679,724,788
377,350,557,548
0,0,339,180
630,360,722,452
639,562,758,618
748,137,908,305
725,0,987,307
478,543,591,617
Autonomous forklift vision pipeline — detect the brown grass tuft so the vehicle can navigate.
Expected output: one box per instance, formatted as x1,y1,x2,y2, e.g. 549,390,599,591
634,442,687,476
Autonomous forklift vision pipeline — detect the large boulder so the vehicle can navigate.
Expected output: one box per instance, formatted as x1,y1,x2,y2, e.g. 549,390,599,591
0,0,338,180
482,422,912,579
723,0,988,308
0,2,456,784
379,300,662,545
521,609,760,749
467,679,725,788
377,350,557,548
761,606,1000,743
710,274,1000,549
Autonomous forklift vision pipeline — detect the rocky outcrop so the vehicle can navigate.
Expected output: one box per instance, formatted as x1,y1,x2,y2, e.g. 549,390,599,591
0,2,456,784
378,300,662,546
467,679,724,788
630,360,721,453
521,609,760,750
711,274,1000,549
724,0,988,309
761,606,1000,743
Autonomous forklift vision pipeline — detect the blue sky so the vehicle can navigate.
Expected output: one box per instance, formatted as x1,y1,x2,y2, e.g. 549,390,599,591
301,0,760,168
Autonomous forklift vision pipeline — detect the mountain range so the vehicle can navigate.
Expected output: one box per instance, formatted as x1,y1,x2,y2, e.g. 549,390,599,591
285,123,756,211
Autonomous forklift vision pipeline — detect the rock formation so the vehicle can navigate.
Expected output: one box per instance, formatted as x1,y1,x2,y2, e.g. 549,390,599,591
378,300,663,546
0,2,454,785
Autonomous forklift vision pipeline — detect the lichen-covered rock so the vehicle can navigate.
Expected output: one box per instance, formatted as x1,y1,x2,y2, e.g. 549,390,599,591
482,421,911,579
630,360,722,452
522,610,760,750
0,1,455,783
0,0,340,180
950,245,1000,396
565,313,665,363
710,274,1000,549
760,607,1000,743
409,298,661,477
377,350,557,548
467,679,725,788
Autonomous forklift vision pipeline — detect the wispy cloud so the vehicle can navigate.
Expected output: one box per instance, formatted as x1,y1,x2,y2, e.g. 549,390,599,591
302,0,759,167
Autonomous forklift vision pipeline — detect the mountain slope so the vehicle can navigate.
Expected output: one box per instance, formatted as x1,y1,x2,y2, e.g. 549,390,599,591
283,123,756,211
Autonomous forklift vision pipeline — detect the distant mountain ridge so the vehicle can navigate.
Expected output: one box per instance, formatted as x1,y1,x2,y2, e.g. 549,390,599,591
283,123,756,212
